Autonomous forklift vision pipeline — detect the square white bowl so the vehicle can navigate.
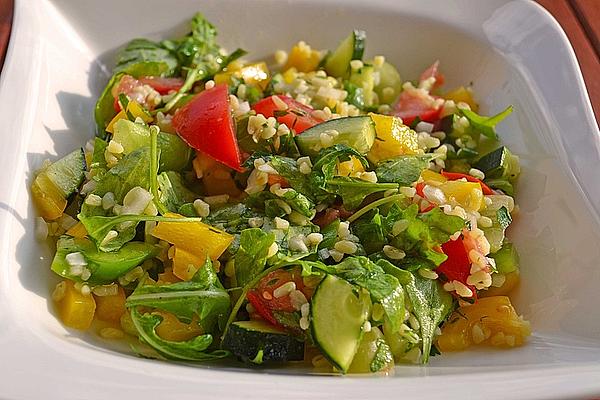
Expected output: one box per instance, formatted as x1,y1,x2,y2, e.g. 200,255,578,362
1,0,599,398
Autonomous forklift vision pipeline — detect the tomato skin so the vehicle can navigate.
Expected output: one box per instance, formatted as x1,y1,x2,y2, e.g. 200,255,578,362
437,236,477,297
138,76,184,94
252,95,324,134
392,90,442,126
172,84,243,171
440,171,494,195
419,60,445,88
246,290,280,327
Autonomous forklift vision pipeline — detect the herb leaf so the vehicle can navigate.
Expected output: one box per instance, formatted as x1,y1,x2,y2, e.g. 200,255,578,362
459,105,513,139
375,154,436,187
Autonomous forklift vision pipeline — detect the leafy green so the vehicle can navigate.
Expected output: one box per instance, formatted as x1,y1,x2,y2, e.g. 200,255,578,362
89,137,109,177
310,144,369,192
127,258,230,331
247,189,315,219
386,204,465,267
130,308,229,361
94,73,124,138
51,236,159,285
370,338,394,372
204,203,262,234
149,125,169,216
324,177,398,210
317,219,340,253
352,210,386,254
459,105,513,140
235,117,300,158
377,261,453,363
113,38,179,77
344,81,365,110
158,171,197,213
233,228,276,287
375,154,436,186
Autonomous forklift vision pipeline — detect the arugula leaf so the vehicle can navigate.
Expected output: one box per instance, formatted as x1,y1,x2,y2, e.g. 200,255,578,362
377,261,453,363
130,308,229,361
158,171,197,213
352,210,386,254
89,137,109,178
375,154,436,187
459,105,513,139
113,38,178,77
324,177,398,210
51,236,159,285
310,144,369,192
317,219,340,252
79,214,201,252
236,117,301,158
234,228,276,287
318,257,405,333
94,73,124,138
370,338,394,372
247,189,315,218
127,258,230,331
203,203,262,234
386,204,465,267
271,224,320,263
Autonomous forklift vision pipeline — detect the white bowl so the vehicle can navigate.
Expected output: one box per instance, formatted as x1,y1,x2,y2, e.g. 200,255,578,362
1,0,599,398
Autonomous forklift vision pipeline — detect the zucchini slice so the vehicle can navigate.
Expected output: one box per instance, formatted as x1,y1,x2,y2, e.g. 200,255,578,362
222,320,304,363
475,146,520,182
295,116,376,158
311,274,369,373
44,148,86,198
324,30,366,78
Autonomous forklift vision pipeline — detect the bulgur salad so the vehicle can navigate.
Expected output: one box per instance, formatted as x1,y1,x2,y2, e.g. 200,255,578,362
32,13,529,374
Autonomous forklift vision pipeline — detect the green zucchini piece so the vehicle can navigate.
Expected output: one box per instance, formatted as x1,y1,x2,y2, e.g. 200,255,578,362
373,61,402,104
295,116,376,158
491,242,519,274
347,327,394,373
349,65,375,107
324,30,366,78
311,274,369,373
475,146,520,182
44,149,86,198
222,320,304,363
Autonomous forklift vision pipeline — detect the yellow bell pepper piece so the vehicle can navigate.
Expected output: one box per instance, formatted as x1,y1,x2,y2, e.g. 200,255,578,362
439,181,483,212
54,280,96,330
157,267,182,285
154,311,203,342
215,62,271,91
172,247,206,281
31,172,67,221
481,271,520,297
66,222,88,238
284,41,321,73
444,86,479,112
151,213,233,261
106,100,153,134
367,113,419,164
421,170,447,185
94,286,126,323
336,157,365,177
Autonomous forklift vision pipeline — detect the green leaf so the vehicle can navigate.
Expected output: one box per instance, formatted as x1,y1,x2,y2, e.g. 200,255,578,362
352,210,386,254
324,177,398,210
89,137,109,177
113,38,178,77
234,228,276,287
130,308,229,361
94,73,124,138
51,236,159,285
247,189,315,219
203,203,262,234
375,154,436,187
459,105,513,139
370,338,394,372
310,144,369,188
127,258,230,331
158,171,198,213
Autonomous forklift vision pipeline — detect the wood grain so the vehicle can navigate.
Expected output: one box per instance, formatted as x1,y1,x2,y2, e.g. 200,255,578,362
537,0,600,124
0,0,13,73
571,0,600,56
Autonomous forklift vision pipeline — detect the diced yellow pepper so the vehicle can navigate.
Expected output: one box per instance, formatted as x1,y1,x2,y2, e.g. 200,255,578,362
151,213,233,261
154,311,203,342
421,170,447,185
367,113,419,164
444,86,479,112
54,280,96,330
172,247,206,281
157,267,182,285
437,296,530,352
94,286,126,323
214,62,270,91
66,222,88,238
336,157,365,177
481,271,520,297
284,42,321,73
31,172,67,221
106,100,153,134
282,67,298,84
439,181,483,212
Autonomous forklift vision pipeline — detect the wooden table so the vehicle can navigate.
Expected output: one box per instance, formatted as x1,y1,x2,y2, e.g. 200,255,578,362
0,0,597,123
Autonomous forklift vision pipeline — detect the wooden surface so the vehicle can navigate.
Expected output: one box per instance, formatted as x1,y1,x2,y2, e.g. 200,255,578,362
0,1,596,123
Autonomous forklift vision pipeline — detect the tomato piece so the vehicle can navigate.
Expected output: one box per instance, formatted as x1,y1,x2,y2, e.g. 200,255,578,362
392,90,442,126
172,84,243,171
267,174,289,187
441,171,494,195
111,75,160,111
252,95,324,134
138,76,184,95
246,290,280,327
415,182,426,198
254,269,307,313
437,236,476,297
419,60,445,88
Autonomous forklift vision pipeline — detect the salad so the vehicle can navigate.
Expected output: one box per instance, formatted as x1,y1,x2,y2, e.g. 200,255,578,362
32,13,530,374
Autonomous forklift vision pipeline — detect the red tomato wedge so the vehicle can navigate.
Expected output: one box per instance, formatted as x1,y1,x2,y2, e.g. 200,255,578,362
246,291,280,327
252,95,324,134
437,237,476,298
138,76,184,95
392,90,442,126
419,60,445,88
172,84,243,171
441,171,494,195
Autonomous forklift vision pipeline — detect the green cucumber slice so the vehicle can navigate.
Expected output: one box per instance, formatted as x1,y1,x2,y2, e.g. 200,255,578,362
44,149,86,198
324,30,366,78
373,61,402,104
349,65,375,107
491,242,519,274
222,320,304,363
475,146,520,182
311,274,369,373
295,116,376,158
